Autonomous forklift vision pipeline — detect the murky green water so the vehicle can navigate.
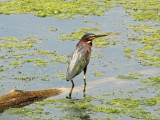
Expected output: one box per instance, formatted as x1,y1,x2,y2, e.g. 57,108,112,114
0,0,159,119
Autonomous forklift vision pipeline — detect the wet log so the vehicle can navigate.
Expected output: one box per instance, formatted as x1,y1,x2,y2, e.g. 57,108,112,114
0,88,62,113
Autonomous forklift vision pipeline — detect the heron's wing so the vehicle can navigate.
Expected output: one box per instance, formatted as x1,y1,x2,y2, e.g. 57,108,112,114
66,45,90,81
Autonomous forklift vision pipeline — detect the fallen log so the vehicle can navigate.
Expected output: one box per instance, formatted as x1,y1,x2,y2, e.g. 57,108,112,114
0,88,62,113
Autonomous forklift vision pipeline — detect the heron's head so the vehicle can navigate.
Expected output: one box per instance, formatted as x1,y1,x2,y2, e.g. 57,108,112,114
81,33,107,44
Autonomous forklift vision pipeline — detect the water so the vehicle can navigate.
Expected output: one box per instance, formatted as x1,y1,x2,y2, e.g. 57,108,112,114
0,6,159,120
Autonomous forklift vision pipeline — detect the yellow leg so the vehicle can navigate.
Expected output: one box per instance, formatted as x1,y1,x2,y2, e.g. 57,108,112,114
69,80,74,98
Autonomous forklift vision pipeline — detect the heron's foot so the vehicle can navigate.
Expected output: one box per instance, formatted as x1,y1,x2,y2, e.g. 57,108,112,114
66,96,72,99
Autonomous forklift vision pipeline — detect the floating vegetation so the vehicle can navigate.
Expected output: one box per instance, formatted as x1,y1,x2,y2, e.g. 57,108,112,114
10,61,20,66
0,0,116,18
0,0,160,120
117,75,139,79
0,37,19,42
91,55,104,59
93,72,103,77
32,93,160,120
38,50,57,55
53,70,66,80
140,76,160,89
129,72,143,76
51,55,68,64
15,76,37,81
34,59,48,66
123,48,133,53
129,24,160,67
61,28,101,41
6,83,160,120
60,28,119,48
7,106,44,117
48,26,58,31
0,36,68,68
118,0,160,22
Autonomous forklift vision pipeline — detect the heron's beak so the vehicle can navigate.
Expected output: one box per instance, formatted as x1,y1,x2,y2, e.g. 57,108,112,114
94,34,108,37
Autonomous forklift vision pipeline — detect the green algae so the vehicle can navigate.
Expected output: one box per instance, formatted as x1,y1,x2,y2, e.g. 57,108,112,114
9,61,20,66
60,27,115,48
117,1,160,68
52,70,66,80
15,76,37,81
36,100,55,106
41,75,50,81
0,36,69,71
128,24,160,67
55,73,66,80
118,0,160,22
6,80,160,120
51,55,68,64
117,75,138,79
140,76,160,89
61,28,101,41
0,68,6,72
123,48,133,53
7,106,44,117
0,37,19,42
93,72,103,77
38,50,57,55
91,55,104,59
124,55,132,58
0,42,33,50
34,59,48,66
32,93,160,120
34,118,53,120
48,27,58,31
129,72,143,76
0,0,116,18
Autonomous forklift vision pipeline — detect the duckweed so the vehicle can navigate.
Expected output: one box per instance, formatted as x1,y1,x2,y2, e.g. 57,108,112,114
53,70,66,80
60,28,118,48
60,28,101,41
15,76,37,81
10,61,20,66
93,72,104,76
0,0,116,18
34,59,48,66
0,37,19,42
128,24,160,67
123,48,133,53
129,72,143,76
0,68,6,72
117,75,138,79
51,55,68,64
7,106,44,117
32,93,160,120
38,50,57,55
48,27,58,31
140,76,160,89
119,0,160,22
0,36,69,71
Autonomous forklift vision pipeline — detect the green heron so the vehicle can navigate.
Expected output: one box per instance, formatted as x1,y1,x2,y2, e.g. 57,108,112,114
66,33,107,98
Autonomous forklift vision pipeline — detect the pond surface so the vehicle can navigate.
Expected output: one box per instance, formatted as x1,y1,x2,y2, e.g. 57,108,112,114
0,3,159,120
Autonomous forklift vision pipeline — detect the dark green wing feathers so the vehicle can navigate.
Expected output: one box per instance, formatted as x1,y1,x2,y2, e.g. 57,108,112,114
66,45,90,81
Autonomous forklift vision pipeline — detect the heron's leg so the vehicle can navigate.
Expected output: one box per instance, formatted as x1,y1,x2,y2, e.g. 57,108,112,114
69,79,74,98
83,67,87,97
